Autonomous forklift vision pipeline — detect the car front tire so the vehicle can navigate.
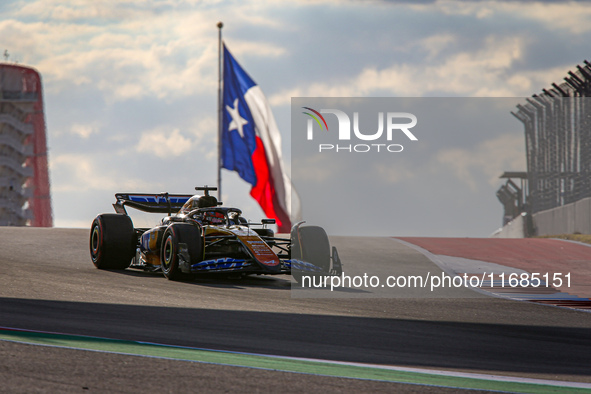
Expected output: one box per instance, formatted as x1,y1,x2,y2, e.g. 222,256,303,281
161,223,202,280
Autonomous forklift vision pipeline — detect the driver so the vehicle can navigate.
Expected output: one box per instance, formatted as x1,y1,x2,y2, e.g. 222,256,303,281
201,210,225,225
179,194,219,214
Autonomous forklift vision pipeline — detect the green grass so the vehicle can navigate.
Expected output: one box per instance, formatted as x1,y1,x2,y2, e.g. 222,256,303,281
536,234,591,245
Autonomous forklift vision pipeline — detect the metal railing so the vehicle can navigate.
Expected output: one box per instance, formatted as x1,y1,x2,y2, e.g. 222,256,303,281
512,61,591,214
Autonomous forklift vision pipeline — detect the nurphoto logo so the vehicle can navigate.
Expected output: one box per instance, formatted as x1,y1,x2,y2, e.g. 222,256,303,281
302,107,418,153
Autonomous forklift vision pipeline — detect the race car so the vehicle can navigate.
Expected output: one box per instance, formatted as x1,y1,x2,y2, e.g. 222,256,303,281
89,186,342,281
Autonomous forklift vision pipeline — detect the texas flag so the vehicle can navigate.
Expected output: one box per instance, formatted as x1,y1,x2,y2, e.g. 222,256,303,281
221,44,298,232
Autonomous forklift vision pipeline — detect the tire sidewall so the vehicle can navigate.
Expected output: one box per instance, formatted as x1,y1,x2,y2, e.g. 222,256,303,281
88,214,135,270
161,227,178,278
160,223,202,280
90,217,104,267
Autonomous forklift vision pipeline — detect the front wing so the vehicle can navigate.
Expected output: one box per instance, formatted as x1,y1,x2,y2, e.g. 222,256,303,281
175,242,326,275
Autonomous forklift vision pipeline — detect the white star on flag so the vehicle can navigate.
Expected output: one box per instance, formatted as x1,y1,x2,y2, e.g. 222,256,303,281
226,98,248,138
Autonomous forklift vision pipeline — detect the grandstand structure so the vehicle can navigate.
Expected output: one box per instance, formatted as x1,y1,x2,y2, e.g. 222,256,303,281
499,60,591,235
0,63,52,226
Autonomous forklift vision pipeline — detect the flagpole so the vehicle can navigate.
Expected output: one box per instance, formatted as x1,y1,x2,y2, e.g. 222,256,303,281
217,21,223,200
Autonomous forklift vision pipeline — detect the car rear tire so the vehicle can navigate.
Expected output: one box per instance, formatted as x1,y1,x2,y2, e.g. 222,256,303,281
90,214,135,270
161,223,202,280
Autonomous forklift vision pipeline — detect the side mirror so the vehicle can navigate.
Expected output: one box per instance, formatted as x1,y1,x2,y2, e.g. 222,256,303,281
261,218,276,225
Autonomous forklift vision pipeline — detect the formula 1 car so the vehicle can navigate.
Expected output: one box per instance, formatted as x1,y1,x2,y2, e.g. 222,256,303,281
89,186,342,281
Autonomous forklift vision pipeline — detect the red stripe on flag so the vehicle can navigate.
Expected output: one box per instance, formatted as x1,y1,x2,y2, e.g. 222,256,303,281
249,137,291,232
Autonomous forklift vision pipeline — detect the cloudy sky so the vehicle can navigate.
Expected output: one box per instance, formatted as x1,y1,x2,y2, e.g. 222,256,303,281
2,0,591,236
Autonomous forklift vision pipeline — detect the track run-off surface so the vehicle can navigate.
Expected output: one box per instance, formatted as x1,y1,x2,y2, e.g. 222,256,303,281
0,227,590,393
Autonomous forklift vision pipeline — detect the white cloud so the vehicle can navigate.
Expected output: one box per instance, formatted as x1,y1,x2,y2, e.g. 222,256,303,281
270,35,533,104
136,127,193,158
2,1,291,102
374,162,416,185
186,116,218,159
419,33,457,59
50,153,154,192
436,133,526,191
34,38,217,99
14,0,184,21
293,154,339,183
227,40,287,58
269,33,583,105
432,0,591,34
70,123,99,139
0,9,209,99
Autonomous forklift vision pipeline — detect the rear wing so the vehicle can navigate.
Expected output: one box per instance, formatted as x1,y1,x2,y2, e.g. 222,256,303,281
113,193,193,215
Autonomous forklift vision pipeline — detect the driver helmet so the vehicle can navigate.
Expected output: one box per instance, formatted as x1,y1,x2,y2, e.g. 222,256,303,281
202,210,225,225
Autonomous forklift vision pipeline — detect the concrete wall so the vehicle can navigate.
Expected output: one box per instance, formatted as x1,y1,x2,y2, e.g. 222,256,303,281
491,213,525,238
533,197,591,236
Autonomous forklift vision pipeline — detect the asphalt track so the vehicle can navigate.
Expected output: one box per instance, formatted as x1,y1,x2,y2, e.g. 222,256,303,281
0,227,590,393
